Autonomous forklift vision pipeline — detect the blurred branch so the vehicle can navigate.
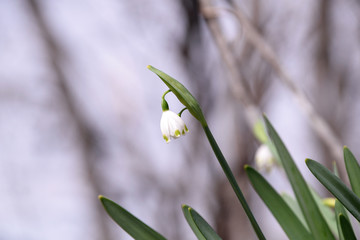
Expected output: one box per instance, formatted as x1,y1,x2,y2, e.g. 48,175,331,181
199,1,261,128
199,0,344,175
27,1,110,239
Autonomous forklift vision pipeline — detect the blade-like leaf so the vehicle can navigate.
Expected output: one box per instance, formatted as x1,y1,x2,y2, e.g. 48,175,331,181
309,188,338,236
344,146,360,197
99,195,166,240
263,115,334,240
282,191,338,236
253,120,268,144
246,166,312,240
281,193,308,230
338,214,356,240
335,200,349,240
147,65,207,126
333,161,339,177
182,205,206,240
189,207,222,240
306,159,360,221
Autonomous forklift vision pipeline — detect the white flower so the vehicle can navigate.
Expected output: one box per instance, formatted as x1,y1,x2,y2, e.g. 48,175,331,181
160,110,188,143
255,144,275,172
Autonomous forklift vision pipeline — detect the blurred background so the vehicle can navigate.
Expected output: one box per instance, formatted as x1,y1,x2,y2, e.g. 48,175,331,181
1,0,360,239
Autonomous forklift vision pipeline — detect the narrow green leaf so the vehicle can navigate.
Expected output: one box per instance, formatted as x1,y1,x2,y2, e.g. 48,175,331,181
344,146,360,197
246,166,312,240
335,200,349,240
99,195,166,240
263,115,335,240
282,191,338,236
188,207,222,240
182,205,206,240
281,193,308,230
338,214,356,240
253,120,268,144
309,188,338,236
147,65,207,126
306,159,360,221
333,161,339,177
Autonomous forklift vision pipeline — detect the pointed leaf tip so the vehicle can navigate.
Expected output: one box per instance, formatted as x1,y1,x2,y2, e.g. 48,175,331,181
147,65,207,126
99,196,167,240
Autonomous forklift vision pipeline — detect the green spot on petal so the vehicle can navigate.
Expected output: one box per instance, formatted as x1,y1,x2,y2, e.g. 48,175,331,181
185,125,189,132
175,130,181,137
182,130,185,135
163,135,169,142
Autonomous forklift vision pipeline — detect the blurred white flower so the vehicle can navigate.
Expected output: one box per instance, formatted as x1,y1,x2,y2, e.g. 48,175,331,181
160,110,188,143
255,144,275,172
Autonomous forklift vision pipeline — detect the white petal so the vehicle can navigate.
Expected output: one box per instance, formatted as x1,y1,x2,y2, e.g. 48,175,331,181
255,144,274,171
159,110,189,143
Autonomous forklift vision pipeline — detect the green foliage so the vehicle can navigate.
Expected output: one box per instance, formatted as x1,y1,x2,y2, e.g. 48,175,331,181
306,159,360,222
253,120,268,144
147,65,207,126
263,115,335,240
99,195,167,240
182,205,206,240
281,193,308,231
344,146,360,197
182,205,222,240
308,188,338,236
334,200,349,240
246,166,312,240
99,67,360,240
148,66,264,239
338,214,356,240
203,126,265,239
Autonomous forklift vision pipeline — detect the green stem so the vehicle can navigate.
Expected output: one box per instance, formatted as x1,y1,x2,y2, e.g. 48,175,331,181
162,89,171,99
203,126,265,240
178,107,187,117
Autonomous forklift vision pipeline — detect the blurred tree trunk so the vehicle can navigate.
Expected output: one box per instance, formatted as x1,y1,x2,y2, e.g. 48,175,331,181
27,1,110,239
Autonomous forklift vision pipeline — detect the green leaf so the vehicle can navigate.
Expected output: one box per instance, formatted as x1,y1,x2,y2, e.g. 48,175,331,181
99,195,167,240
344,146,360,198
333,161,339,177
263,115,335,240
306,159,360,221
309,188,338,236
182,205,206,240
147,65,207,126
338,214,356,240
281,193,308,230
246,166,312,240
189,207,222,240
335,200,349,240
282,190,338,236
253,120,268,144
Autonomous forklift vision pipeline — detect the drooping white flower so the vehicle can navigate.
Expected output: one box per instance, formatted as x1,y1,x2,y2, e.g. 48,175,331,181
255,144,275,172
160,110,188,143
